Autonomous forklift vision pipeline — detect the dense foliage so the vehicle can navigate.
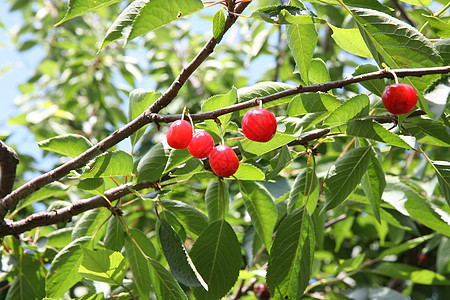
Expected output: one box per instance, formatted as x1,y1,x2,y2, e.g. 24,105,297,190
0,0,449,299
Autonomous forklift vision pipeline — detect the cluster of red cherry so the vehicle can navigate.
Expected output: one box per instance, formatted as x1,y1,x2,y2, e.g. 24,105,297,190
166,108,277,177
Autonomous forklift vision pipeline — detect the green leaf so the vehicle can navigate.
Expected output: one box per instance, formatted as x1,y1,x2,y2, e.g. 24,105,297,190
104,216,125,252
344,0,393,14
437,237,450,274
100,0,204,51
240,133,298,157
250,5,322,25
129,89,161,148
238,81,296,114
287,92,342,116
361,152,385,223
124,230,153,300
373,262,450,285
147,257,188,300
80,150,133,178
308,58,331,85
239,181,278,251
266,207,315,298
205,180,229,223
265,145,293,180
78,178,105,197
423,74,450,121
78,246,128,285
352,64,385,96
346,119,414,149
201,87,237,136
378,234,434,259
435,39,450,65
38,134,92,157
286,20,318,84
398,0,431,6
56,0,120,25
160,200,209,236
433,161,450,205
13,182,68,214
75,293,105,300
71,208,109,242
46,228,73,249
404,116,450,147
213,9,225,42
424,15,450,38
137,142,170,182
352,8,443,95
190,220,241,300
164,148,192,174
5,275,35,300
287,166,319,215
323,146,372,211
46,237,91,298
158,220,207,289
323,94,370,127
329,23,372,58
234,163,265,181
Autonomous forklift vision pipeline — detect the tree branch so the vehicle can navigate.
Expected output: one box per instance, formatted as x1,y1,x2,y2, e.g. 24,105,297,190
392,0,417,28
0,2,251,220
0,141,19,199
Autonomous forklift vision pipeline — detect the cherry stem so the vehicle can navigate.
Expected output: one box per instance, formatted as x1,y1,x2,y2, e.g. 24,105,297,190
258,99,263,109
384,66,399,84
187,112,195,133
215,118,225,144
181,106,187,121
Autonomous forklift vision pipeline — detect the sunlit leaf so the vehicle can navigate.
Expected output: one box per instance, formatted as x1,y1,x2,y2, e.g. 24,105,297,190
38,134,92,157
205,180,229,223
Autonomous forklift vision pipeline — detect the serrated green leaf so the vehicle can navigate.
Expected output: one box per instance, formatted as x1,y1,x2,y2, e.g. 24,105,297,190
353,64,385,96
423,74,450,121
288,166,319,214
129,89,161,148
287,20,318,84
404,116,450,146
56,0,120,26
38,134,92,157
378,234,434,259
71,208,109,241
5,275,35,300
267,207,315,298
78,246,128,285
324,94,370,127
240,132,298,157
13,182,68,214
344,0,393,14
361,152,385,223
100,0,204,51
205,180,229,223
308,58,331,84
346,119,414,149
137,142,170,182
46,237,91,298
352,8,443,96
423,15,450,38
288,92,342,116
202,88,237,136
190,220,241,300
238,81,296,115
373,262,450,285
266,145,293,180
104,216,125,252
329,23,372,58
435,39,450,64
158,220,207,289
250,5,322,25
80,150,133,178
78,178,105,196
234,163,265,181
160,199,209,236
432,160,450,206
323,146,372,211
124,230,153,300
147,257,188,300
213,9,225,42
239,181,277,251
46,228,73,249
164,148,192,174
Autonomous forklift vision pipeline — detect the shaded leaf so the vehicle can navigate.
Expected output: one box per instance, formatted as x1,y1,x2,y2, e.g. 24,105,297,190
250,4,321,25
190,220,241,300
71,208,109,242
78,178,105,197
148,257,188,300
361,152,386,223
353,64,385,96
266,207,315,298
137,142,170,182
5,275,35,300
160,200,209,236
104,216,125,252
323,146,372,211
433,161,450,205
205,180,229,223
287,166,319,214
239,181,278,251
373,262,450,285
423,74,450,121
288,92,341,116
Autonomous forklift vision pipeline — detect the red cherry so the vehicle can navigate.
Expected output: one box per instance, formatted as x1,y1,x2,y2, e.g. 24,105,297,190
167,120,193,149
209,145,239,177
253,283,270,300
417,252,428,265
242,108,277,142
188,131,214,159
381,83,417,115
